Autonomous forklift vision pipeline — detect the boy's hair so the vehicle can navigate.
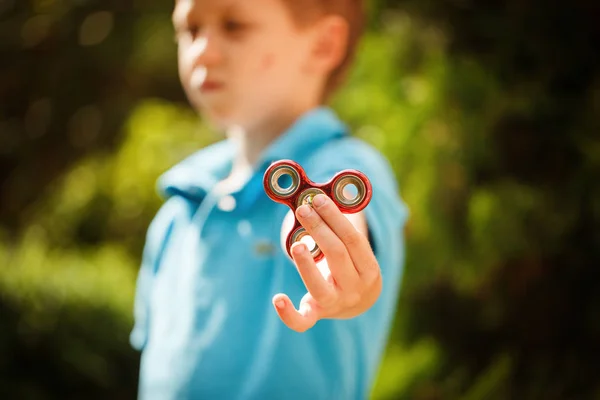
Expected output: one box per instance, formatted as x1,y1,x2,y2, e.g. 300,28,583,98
281,0,365,100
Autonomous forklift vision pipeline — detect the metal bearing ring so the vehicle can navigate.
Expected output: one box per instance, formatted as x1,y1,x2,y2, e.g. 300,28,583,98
332,174,367,208
267,164,300,199
290,227,322,259
296,187,326,208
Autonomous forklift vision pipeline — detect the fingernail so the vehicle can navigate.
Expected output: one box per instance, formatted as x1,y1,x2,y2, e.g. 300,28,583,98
275,299,285,309
312,194,326,207
297,205,311,218
292,243,307,256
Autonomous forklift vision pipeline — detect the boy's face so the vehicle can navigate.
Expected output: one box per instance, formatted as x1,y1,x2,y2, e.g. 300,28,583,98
173,0,317,131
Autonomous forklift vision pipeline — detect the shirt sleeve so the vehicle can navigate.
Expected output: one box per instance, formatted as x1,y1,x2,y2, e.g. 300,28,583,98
129,202,176,351
304,144,408,260
300,144,409,395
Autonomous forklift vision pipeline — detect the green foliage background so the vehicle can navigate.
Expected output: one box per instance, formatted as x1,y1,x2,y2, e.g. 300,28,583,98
1,0,598,399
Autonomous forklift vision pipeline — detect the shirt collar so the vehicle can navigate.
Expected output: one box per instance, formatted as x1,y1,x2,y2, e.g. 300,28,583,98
157,140,234,201
255,106,348,170
157,106,347,202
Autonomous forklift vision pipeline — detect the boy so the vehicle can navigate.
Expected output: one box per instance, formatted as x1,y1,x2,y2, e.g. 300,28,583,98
130,0,408,398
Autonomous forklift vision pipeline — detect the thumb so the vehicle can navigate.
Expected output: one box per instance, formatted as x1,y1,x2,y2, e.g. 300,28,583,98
272,294,318,333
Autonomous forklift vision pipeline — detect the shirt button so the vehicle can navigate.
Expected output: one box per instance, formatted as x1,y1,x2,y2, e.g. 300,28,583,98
237,220,252,237
217,195,236,212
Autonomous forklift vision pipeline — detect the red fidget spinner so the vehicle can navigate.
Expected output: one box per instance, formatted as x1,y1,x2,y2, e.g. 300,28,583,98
263,159,373,262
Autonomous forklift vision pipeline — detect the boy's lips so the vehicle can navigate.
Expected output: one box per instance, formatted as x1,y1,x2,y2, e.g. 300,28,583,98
189,69,224,92
200,80,224,92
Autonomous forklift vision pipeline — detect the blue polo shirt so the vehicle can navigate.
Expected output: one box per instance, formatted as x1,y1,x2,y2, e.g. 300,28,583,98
130,107,408,400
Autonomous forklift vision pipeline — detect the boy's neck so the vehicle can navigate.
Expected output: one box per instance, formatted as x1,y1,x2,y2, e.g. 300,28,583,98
227,103,319,174
215,112,298,195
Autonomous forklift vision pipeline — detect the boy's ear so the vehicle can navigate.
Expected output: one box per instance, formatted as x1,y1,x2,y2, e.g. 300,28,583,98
310,15,349,74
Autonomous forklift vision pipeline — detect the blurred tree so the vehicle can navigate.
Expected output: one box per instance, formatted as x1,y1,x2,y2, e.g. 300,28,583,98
0,0,183,232
365,0,600,398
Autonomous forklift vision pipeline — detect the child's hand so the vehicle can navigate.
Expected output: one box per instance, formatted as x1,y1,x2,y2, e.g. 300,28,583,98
273,194,382,332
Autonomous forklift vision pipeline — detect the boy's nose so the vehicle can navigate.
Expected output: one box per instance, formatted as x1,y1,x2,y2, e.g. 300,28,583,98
189,32,222,67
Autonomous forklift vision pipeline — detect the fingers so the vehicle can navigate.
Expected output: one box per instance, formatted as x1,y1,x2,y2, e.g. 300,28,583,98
290,242,336,305
295,203,357,289
272,294,318,333
308,194,378,277
275,194,383,333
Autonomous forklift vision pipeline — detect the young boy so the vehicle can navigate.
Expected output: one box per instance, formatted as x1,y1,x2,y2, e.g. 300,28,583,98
130,0,408,398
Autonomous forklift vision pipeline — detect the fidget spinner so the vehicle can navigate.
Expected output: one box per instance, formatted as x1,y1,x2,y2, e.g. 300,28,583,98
263,159,372,263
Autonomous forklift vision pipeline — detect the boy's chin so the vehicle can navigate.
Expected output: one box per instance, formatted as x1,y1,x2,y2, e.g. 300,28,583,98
197,106,240,131
197,104,262,133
